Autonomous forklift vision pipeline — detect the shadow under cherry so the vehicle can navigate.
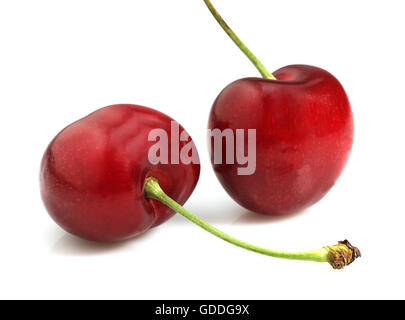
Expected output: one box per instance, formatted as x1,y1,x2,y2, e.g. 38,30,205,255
233,207,309,225
51,228,156,256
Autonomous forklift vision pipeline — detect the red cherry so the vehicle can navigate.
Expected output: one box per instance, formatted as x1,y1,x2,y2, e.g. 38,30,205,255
204,1,353,215
208,65,353,215
40,104,200,241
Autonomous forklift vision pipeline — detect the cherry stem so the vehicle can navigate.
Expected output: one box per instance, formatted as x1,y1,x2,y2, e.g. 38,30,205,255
203,0,276,80
144,177,360,269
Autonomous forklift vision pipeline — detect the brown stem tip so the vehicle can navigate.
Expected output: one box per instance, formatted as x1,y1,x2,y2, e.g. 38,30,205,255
327,240,361,269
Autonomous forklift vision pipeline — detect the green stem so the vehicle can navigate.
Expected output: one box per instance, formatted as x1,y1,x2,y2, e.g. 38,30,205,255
144,177,360,269
203,0,276,80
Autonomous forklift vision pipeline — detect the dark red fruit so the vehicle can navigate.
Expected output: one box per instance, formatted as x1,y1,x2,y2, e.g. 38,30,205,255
41,104,200,241
208,65,353,215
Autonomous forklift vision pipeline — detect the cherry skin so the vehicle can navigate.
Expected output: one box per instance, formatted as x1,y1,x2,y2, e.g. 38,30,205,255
40,104,200,241
208,65,353,215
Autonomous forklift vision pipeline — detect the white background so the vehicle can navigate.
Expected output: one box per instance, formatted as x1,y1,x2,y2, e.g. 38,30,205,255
0,0,404,299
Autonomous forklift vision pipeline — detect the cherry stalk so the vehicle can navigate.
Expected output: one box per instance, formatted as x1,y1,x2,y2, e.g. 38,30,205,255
144,177,360,269
203,0,276,79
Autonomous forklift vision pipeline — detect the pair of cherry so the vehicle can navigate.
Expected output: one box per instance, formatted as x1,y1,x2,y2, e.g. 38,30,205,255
40,1,359,269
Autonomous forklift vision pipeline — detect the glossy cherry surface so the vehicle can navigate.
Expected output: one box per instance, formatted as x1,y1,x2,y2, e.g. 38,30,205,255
208,65,353,215
40,104,200,241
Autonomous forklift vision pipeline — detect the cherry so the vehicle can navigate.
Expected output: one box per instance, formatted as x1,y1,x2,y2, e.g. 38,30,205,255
40,104,200,241
41,104,359,268
204,0,354,215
